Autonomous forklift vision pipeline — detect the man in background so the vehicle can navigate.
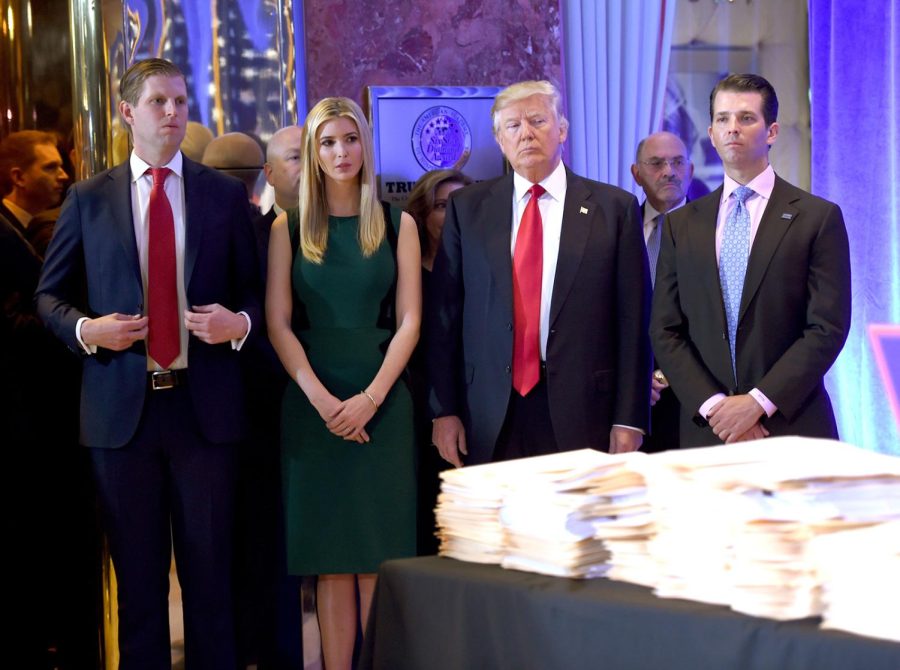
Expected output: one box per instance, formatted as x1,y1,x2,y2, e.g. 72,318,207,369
1,129,99,668
255,125,303,280
631,130,693,452
651,74,851,447
237,123,304,668
0,130,68,253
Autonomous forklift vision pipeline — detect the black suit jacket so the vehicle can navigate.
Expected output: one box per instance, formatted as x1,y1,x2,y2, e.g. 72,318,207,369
639,201,680,453
427,168,652,464
650,175,851,447
36,156,261,448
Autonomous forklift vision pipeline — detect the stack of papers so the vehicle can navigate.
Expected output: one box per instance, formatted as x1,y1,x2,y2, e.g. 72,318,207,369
436,436,900,640
438,449,646,577
644,437,900,619
435,462,508,564
586,463,657,587
810,520,900,642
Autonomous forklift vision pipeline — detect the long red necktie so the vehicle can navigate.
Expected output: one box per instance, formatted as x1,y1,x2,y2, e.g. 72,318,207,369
512,183,545,396
147,167,179,369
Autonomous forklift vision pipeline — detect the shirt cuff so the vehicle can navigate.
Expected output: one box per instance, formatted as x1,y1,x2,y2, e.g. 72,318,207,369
612,424,645,436
75,317,97,355
230,311,251,351
699,393,727,420
748,388,777,417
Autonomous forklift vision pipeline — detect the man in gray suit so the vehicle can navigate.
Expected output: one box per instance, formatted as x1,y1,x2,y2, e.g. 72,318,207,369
428,80,652,466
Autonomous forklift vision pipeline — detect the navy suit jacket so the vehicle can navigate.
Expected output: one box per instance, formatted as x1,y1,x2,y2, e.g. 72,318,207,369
36,156,261,448
427,168,652,464
650,175,851,447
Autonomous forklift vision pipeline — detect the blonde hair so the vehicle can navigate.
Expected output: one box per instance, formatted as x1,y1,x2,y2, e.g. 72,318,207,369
490,80,569,136
298,97,384,263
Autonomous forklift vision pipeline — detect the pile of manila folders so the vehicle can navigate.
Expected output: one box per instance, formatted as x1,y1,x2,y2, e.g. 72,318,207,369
434,437,900,643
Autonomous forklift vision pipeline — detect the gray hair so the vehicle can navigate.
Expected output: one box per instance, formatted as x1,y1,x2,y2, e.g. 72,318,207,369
491,80,568,135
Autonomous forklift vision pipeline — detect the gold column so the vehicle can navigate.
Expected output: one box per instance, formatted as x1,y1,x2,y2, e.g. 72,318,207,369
68,0,114,178
0,0,33,135
68,3,119,667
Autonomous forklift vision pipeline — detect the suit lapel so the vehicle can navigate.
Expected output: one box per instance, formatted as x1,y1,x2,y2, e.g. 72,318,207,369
482,174,514,310
549,171,592,327
738,176,797,324
182,157,205,291
690,187,728,330
0,202,27,236
107,162,142,288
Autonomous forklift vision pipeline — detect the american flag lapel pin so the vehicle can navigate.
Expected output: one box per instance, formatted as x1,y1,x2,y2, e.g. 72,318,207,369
781,213,793,220
580,206,589,215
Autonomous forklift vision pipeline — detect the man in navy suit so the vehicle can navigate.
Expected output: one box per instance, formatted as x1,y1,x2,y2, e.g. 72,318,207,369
428,80,652,466
650,74,851,447
37,58,260,669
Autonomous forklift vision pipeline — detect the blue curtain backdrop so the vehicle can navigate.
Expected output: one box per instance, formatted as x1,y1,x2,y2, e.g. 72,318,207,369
810,0,900,454
562,0,676,193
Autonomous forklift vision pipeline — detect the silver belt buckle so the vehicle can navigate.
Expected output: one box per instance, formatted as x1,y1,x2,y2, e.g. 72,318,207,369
151,370,177,390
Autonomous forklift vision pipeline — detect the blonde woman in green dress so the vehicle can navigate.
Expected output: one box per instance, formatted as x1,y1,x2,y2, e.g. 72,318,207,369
266,97,420,669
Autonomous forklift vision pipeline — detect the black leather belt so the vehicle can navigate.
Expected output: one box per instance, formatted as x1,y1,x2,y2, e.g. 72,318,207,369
148,369,188,390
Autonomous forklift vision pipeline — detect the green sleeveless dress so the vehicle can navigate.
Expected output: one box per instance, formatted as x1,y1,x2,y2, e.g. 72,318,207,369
281,208,416,575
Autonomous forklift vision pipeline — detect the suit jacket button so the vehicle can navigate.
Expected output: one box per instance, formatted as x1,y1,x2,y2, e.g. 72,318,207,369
505,365,511,374
507,322,512,331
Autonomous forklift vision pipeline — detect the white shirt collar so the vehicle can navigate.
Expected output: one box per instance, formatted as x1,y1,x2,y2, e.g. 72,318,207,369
129,150,184,182
643,197,687,225
513,160,567,204
722,164,775,203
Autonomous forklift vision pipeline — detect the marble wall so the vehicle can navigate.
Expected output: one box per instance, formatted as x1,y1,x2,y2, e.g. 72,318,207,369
304,0,563,107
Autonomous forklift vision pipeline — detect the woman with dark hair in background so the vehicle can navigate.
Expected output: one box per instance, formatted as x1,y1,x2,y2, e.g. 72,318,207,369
266,96,420,668
405,168,473,554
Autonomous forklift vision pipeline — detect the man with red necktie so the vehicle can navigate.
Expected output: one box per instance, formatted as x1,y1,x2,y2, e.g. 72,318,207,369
428,80,652,467
37,58,260,669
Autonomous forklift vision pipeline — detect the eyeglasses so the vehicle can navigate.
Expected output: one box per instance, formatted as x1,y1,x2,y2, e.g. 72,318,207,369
639,157,689,170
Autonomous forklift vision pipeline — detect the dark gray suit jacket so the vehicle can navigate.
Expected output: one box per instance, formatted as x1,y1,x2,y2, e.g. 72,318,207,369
650,175,851,447
427,168,652,464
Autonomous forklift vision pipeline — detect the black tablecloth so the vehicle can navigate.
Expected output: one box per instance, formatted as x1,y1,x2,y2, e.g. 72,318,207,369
360,556,900,670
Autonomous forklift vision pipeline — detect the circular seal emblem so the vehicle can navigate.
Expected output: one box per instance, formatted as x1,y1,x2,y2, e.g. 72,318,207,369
411,106,472,171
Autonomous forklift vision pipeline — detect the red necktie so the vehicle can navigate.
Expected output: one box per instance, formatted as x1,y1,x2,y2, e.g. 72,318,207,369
512,183,545,396
147,167,179,369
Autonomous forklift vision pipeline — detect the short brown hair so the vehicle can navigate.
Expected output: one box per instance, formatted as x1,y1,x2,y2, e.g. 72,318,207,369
0,130,58,195
119,58,185,106
406,169,473,258
709,73,779,127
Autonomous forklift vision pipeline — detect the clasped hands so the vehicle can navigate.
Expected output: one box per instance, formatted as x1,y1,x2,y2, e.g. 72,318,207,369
81,304,247,350
707,394,770,443
313,392,379,444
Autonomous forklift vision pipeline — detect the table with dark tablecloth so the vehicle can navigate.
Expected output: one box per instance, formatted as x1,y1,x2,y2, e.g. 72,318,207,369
360,556,900,670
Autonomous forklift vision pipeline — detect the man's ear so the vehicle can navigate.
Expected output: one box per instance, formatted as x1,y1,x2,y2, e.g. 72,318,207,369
119,100,135,128
766,121,779,147
9,166,25,188
631,164,643,187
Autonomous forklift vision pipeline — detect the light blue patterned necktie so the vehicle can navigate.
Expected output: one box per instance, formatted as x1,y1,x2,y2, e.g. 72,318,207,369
719,185,754,381
646,214,662,289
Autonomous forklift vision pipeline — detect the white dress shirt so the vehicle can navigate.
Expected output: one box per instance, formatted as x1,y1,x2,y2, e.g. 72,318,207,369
699,164,777,419
76,151,250,367
642,198,686,244
510,160,567,361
